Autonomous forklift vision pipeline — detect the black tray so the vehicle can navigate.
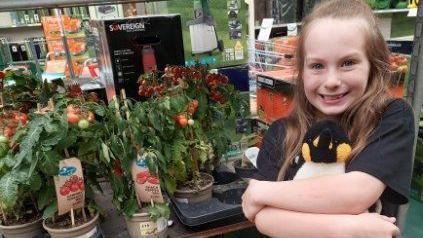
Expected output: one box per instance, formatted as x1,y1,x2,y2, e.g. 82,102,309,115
171,170,248,228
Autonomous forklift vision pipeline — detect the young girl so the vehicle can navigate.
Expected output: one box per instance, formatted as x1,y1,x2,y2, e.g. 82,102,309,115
242,0,415,237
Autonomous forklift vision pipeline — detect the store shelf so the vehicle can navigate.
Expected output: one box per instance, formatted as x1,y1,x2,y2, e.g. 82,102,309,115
373,8,410,14
0,23,42,29
390,35,414,41
0,0,161,12
254,22,302,30
255,71,296,86
7,59,45,64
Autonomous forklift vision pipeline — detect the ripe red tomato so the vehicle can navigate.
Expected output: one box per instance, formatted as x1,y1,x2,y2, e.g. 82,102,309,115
14,113,28,124
67,113,80,124
175,115,188,128
67,105,80,114
88,112,95,122
60,186,70,196
4,127,12,138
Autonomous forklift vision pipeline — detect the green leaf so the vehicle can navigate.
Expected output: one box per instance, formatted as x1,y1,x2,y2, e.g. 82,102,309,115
41,151,60,176
14,126,43,168
43,201,58,219
3,154,16,168
28,153,40,177
101,143,110,163
148,113,161,131
44,121,58,133
148,203,170,221
78,140,98,156
56,133,76,150
93,105,105,116
123,197,138,217
38,185,55,210
163,175,177,195
41,127,66,147
28,172,42,192
0,173,18,209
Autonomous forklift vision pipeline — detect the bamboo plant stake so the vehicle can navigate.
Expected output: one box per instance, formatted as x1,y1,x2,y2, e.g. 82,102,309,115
70,208,75,227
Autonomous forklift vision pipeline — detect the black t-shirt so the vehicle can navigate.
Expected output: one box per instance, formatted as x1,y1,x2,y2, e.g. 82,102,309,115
255,99,415,215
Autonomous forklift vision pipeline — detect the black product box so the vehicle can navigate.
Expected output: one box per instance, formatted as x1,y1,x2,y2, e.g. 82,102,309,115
91,15,185,100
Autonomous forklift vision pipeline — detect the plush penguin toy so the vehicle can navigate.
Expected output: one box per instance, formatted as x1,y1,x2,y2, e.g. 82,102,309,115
293,120,352,180
292,120,382,213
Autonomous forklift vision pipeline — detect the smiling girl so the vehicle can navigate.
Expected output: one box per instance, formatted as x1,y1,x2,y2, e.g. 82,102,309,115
242,0,415,237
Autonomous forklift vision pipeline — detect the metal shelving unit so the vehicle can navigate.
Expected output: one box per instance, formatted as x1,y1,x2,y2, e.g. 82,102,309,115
373,8,410,14
0,23,42,29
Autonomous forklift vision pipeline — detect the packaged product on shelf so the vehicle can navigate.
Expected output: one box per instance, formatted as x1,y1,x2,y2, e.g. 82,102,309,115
90,15,185,100
41,16,89,78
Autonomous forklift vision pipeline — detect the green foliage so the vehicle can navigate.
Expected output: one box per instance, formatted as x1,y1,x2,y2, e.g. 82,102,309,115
1,69,39,112
148,203,170,221
1,95,106,221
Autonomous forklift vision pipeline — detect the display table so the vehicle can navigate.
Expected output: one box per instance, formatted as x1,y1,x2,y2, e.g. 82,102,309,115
97,181,255,238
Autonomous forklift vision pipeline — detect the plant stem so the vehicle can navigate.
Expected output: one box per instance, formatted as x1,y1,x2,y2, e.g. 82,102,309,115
30,193,39,213
64,148,70,159
81,207,87,222
120,89,141,153
135,192,142,209
113,97,120,118
48,98,55,110
120,89,131,120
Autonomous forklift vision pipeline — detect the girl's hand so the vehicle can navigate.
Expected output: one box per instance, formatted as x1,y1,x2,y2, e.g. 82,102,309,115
353,213,400,238
241,179,267,222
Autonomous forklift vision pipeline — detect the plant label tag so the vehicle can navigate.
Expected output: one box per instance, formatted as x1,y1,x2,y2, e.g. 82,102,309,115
131,155,164,203
54,158,85,215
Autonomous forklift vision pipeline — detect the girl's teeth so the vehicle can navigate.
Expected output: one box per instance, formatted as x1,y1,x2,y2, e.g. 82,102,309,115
324,94,343,100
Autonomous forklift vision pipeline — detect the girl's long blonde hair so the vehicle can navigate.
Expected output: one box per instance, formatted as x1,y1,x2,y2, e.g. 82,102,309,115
278,0,393,180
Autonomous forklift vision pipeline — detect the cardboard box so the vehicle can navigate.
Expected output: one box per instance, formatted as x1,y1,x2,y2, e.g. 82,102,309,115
91,15,185,100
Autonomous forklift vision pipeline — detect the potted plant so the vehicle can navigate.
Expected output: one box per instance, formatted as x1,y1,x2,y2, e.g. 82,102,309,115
136,66,247,203
0,69,45,238
0,136,45,238
98,96,170,238
13,89,105,238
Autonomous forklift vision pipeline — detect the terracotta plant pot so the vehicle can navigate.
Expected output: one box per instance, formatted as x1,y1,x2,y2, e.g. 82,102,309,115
173,173,214,204
125,212,167,238
43,213,100,238
0,218,44,238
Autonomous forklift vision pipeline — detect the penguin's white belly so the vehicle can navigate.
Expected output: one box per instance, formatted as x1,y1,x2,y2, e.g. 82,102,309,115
293,162,345,180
